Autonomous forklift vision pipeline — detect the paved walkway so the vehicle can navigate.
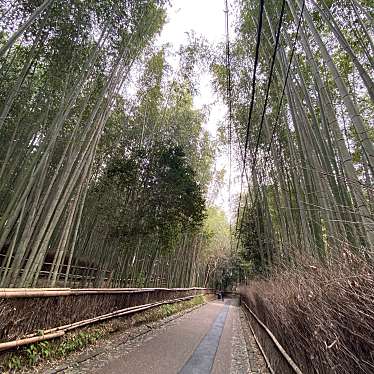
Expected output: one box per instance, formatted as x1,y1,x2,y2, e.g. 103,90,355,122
88,299,247,373
46,298,267,374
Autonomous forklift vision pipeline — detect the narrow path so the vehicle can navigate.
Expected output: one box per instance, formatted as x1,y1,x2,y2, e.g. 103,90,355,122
46,298,268,373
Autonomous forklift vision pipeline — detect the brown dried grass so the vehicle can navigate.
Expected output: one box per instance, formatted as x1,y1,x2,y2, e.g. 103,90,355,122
239,254,374,373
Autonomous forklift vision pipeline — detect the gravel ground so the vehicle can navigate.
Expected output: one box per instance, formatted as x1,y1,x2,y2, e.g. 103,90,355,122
230,304,251,373
239,309,270,374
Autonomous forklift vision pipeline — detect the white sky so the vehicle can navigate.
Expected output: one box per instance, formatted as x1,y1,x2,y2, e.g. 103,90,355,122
156,0,240,222
159,0,227,45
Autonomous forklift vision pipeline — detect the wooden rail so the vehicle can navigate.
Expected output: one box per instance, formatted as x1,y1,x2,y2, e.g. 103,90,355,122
0,287,211,298
241,300,303,374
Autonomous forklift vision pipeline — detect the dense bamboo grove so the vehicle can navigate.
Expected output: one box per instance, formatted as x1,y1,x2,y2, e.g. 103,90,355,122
0,0,232,288
1,0,373,290
214,0,374,275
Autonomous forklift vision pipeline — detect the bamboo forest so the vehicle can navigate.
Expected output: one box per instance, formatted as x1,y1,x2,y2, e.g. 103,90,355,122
0,0,373,372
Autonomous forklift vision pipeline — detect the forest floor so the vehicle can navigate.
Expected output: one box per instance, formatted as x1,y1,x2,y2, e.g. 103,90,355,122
30,298,268,374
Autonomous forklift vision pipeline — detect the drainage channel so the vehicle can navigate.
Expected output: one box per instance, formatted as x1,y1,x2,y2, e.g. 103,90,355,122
179,303,229,374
